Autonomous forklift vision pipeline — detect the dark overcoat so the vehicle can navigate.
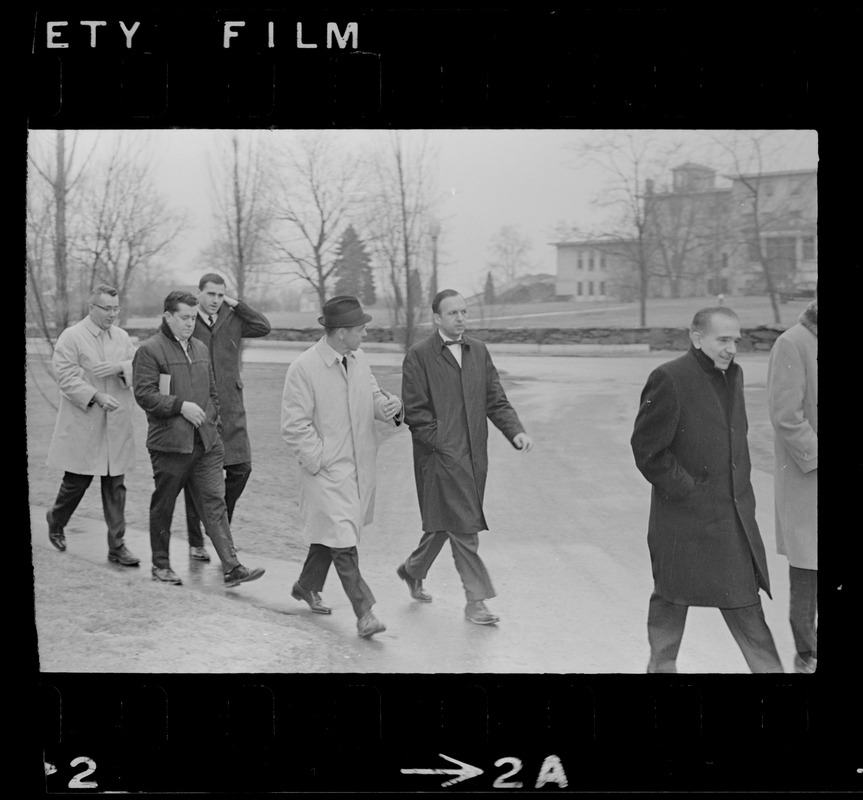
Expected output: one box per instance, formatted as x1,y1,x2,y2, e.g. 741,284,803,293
630,346,771,608
402,332,525,534
192,300,271,465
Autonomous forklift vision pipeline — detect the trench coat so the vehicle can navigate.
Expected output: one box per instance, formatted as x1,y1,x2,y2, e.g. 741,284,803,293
402,332,525,534
192,300,271,465
46,317,136,476
631,346,771,608
767,307,818,570
280,338,397,548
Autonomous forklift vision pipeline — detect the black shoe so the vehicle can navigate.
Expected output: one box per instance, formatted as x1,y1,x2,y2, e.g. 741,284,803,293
464,600,499,625
46,510,66,552
108,545,141,566
357,611,386,638
225,564,265,588
291,582,332,614
397,563,433,602
151,566,183,585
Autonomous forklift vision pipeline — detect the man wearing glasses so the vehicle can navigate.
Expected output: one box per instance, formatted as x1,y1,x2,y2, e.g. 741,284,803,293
45,284,141,567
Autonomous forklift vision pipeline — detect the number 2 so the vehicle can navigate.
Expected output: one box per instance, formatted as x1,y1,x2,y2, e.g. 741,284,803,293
493,757,524,789
68,757,98,789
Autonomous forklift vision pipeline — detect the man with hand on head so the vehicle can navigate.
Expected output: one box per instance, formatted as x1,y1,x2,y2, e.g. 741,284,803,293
183,273,271,563
132,290,265,588
45,284,140,567
631,306,783,673
281,296,402,639
397,289,533,626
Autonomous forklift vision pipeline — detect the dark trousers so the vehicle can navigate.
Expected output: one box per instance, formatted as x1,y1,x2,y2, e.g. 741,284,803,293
789,566,818,659
298,543,375,618
647,591,784,673
404,530,496,603
184,461,252,547
148,437,240,572
49,472,127,552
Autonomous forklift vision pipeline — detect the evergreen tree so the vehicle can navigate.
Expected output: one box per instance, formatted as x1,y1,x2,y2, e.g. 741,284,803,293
333,225,376,305
484,270,496,305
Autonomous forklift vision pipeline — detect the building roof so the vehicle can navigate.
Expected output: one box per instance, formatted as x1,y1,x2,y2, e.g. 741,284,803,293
672,162,715,172
551,238,639,248
726,168,817,181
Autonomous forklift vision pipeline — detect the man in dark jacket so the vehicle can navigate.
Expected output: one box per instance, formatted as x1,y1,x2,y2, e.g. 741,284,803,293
631,306,783,673
183,273,271,562
132,290,266,588
396,289,533,625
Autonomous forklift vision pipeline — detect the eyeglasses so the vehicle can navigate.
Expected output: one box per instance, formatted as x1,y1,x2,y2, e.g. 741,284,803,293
91,303,121,314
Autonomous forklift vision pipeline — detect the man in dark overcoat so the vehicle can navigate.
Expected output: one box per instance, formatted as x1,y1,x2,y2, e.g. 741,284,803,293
631,306,783,673
397,289,533,625
183,273,271,562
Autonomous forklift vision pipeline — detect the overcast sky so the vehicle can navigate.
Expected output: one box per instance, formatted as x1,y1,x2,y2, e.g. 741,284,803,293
28,128,818,297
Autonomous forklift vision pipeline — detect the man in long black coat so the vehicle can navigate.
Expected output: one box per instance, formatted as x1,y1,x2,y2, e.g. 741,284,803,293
183,273,271,561
631,306,783,673
396,289,533,625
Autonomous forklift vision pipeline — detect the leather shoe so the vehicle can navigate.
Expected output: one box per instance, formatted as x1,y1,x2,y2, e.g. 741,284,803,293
291,582,332,614
108,545,141,566
397,563,432,602
794,654,817,674
151,566,183,585
465,600,499,625
46,510,66,552
357,611,386,638
189,546,211,562
224,564,265,587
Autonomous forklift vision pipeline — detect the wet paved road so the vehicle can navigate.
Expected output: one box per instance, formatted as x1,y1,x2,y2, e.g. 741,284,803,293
30,349,797,673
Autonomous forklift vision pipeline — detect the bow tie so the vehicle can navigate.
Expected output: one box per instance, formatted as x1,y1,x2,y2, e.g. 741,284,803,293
443,338,464,346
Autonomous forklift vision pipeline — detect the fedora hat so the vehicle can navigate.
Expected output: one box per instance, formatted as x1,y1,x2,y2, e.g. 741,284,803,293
318,296,373,328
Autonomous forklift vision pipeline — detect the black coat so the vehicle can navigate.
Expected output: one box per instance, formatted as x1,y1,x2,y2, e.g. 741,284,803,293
192,300,270,465
630,346,771,608
402,332,525,534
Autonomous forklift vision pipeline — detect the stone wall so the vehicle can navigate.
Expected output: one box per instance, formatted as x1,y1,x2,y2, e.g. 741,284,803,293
123,325,785,352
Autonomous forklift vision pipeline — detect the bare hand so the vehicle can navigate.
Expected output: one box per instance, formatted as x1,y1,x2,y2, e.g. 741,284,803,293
222,295,238,308
181,402,206,428
513,432,533,452
94,392,120,412
92,361,121,378
383,396,402,420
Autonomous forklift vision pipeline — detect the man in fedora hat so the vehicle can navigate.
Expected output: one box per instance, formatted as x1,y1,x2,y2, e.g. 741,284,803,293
281,295,403,639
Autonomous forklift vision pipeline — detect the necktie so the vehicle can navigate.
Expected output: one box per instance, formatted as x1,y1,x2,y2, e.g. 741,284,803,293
208,315,215,327
443,339,463,346
342,356,348,371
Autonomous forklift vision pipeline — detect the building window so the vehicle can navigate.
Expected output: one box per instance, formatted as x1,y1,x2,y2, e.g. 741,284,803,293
791,180,802,196
802,236,816,261
588,255,594,271
577,255,583,270
600,254,606,269
588,281,594,296
599,281,606,295
764,181,775,197
577,281,583,296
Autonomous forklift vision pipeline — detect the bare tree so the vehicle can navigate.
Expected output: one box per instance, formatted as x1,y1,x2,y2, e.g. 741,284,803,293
76,133,188,322
486,224,535,288
204,132,273,300
569,131,683,326
363,132,438,350
269,133,363,310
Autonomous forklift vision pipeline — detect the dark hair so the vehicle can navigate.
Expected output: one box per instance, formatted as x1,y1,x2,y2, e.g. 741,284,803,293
432,289,462,314
198,273,226,291
691,306,739,334
164,290,198,314
88,284,118,303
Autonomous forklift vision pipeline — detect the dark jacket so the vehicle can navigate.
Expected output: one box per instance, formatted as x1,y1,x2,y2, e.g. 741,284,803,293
132,320,221,454
631,346,770,608
192,300,271,465
402,331,525,534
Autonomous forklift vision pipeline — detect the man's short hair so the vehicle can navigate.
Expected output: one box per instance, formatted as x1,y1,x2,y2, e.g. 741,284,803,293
198,273,226,291
88,284,118,303
164,290,198,313
691,306,739,334
432,289,462,315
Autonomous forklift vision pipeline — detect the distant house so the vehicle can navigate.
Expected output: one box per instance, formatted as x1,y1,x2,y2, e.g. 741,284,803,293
552,162,817,301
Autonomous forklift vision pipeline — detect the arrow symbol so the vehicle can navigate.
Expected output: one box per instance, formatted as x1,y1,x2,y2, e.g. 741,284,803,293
401,753,484,787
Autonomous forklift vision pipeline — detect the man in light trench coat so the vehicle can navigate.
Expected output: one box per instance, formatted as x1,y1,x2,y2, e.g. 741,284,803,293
183,272,271,563
45,284,140,566
396,289,533,626
631,306,783,673
767,296,818,674
281,296,403,639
